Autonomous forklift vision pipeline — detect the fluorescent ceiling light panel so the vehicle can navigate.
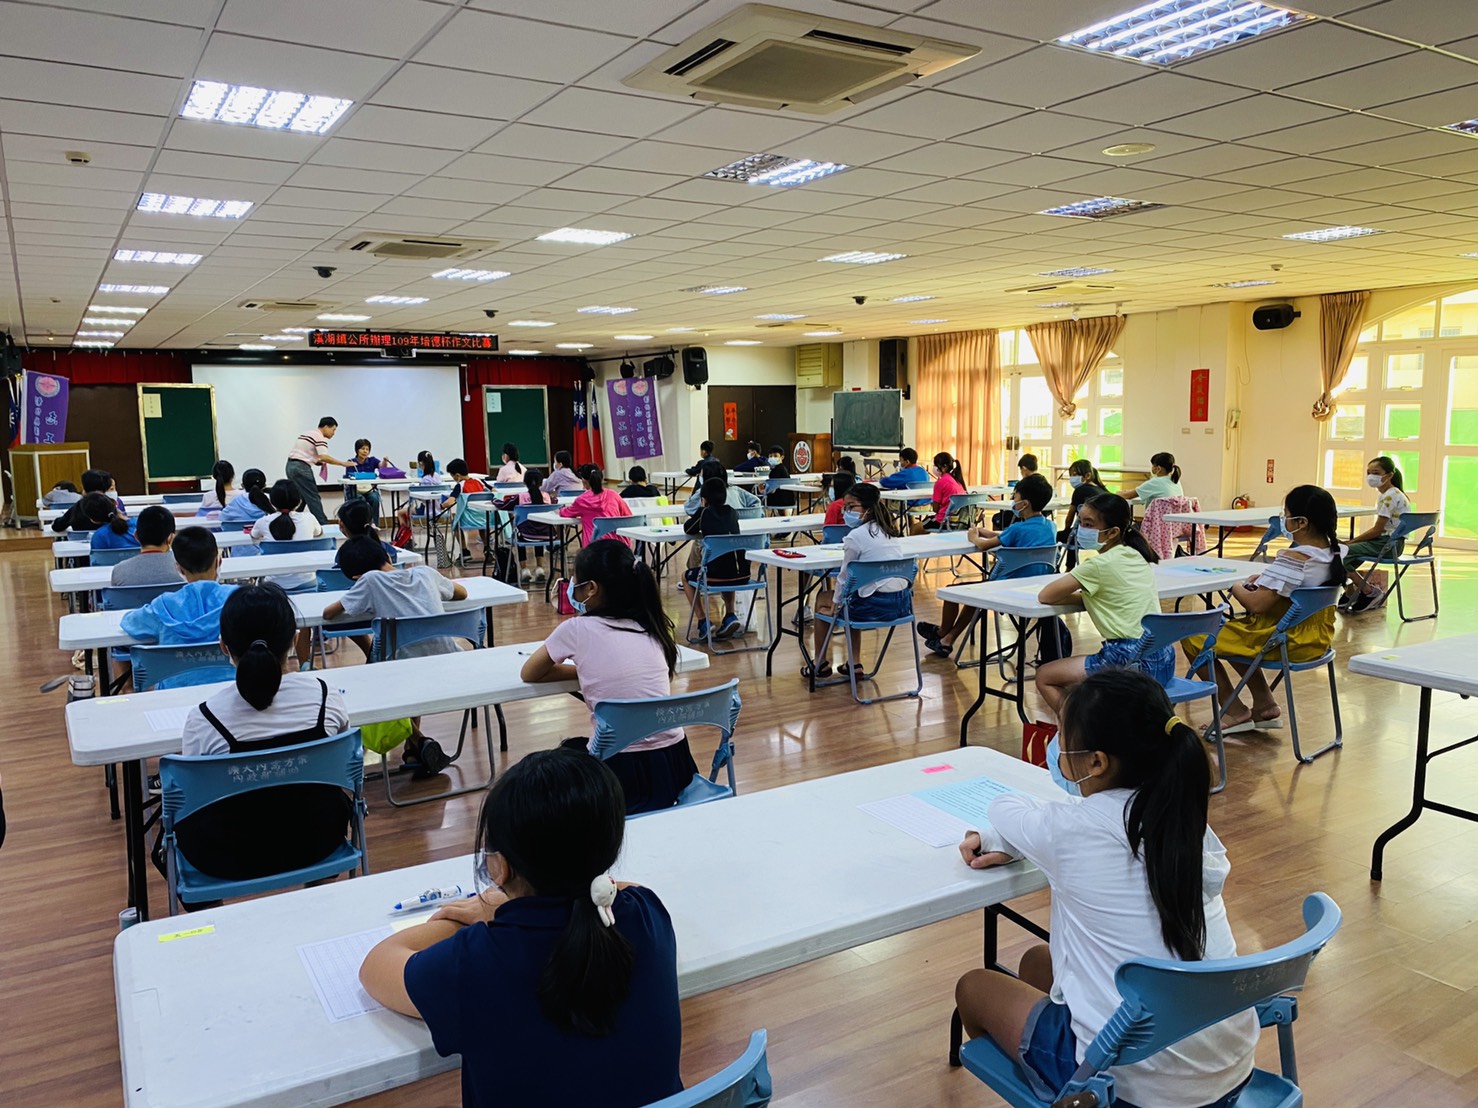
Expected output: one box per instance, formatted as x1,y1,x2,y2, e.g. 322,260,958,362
114,249,201,265
365,295,429,305
909,318,948,324
1059,1,1311,66
1038,197,1163,220
1459,252,1478,258
260,334,301,342
89,305,147,314
98,284,169,295
725,340,762,346
890,295,935,303
668,328,696,333
1039,267,1116,278
317,313,370,321
1039,302,1076,309
1282,226,1383,242
1447,120,1478,135
281,327,315,333
756,313,806,320
614,334,653,340
805,330,843,336
238,343,276,350
180,80,352,134
579,305,637,315
682,285,748,295
507,349,541,355
536,228,633,246
819,251,907,265
556,342,594,349
82,317,133,327
137,192,252,219
74,340,114,348
77,330,125,338
509,320,556,327
1211,279,1278,288
432,268,509,281
703,153,851,187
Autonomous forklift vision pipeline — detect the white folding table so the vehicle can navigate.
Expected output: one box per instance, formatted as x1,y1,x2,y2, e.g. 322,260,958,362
1162,504,1376,556
39,501,203,523
50,549,424,597
1349,636,1478,880
111,747,1055,1108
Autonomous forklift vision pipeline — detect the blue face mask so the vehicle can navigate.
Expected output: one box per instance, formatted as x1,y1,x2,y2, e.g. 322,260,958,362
843,510,862,527
568,582,588,615
1046,736,1090,797
1068,474,1083,488
1011,503,1026,518
1076,526,1100,550
1278,514,1303,538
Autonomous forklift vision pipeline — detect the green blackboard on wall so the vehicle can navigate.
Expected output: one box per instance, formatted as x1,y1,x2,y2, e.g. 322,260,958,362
139,383,218,484
833,389,904,451
484,386,550,471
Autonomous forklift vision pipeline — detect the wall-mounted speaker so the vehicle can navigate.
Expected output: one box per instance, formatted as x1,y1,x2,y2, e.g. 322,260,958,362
644,355,674,378
879,337,908,397
682,346,709,387
1252,304,1300,330
619,359,636,378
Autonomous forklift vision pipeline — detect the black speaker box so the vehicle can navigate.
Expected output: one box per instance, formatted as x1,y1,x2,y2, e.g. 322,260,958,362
879,337,908,394
645,355,675,378
619,359,636,378
1252,304,1300,330
682,346,708,387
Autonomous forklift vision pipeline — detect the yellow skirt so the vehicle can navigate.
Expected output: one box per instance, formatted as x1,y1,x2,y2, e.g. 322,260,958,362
1185,601,1335,663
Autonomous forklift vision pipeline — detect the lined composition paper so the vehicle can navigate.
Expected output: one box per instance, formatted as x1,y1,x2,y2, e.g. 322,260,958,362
860,776,1018,847
144,706,193,733
298,927,392,1022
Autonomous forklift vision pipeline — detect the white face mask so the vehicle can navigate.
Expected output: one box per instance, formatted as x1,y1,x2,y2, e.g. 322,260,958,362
1366,473,1384,489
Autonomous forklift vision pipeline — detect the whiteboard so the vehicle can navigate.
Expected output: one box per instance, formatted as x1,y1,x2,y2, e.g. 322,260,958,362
192,363,464,478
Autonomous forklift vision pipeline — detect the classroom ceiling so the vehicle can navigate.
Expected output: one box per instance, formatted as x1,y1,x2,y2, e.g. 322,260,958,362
3,0,1478,359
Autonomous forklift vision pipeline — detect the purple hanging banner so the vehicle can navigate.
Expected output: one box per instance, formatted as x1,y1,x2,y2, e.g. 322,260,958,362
605,378,663,460
21,370,69,445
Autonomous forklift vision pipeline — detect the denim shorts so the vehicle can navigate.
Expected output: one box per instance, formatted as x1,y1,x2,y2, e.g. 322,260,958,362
1084,639,1175,685
845,589,912,624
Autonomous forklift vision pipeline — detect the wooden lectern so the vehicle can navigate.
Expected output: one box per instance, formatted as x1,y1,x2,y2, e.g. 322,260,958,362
787,432,833,474
11,442,91,522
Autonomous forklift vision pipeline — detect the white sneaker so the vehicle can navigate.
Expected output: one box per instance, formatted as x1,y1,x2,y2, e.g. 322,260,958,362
520,567,533,583
535,566,547,582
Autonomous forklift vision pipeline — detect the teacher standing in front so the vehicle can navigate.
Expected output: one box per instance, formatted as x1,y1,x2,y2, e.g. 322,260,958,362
285,416,351,524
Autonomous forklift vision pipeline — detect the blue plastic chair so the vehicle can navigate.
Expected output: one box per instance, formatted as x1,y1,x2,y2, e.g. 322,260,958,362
158,729,369,915
310,568,370,668
952,545,1061,673
1360,510,1439,622
1249,514,1283,563
450,491,498,561
130,643,236,692
1217,586,1342,764
643,1029,771,1107
257,537,335,554
89,547,140,567
591,680,742,814
736,504,764,521
1130,607,1231,793
942,492,993,531
954,893,1341,1107
815,558,920,704
590,514,629,543
685,535,770,656
367,609,499,807
760,478,795,517
101,582,184,610
510,502,558,583
161,492,199,503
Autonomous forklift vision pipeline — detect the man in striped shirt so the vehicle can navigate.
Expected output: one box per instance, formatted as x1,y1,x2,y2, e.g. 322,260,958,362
285,416,351,524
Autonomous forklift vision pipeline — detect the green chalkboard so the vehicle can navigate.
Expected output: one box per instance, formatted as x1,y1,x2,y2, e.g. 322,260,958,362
833,389,904,451
484,386,550,471
139,383,218,483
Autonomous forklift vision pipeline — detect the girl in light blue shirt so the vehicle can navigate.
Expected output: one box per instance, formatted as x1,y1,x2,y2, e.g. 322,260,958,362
1123,451,1183,506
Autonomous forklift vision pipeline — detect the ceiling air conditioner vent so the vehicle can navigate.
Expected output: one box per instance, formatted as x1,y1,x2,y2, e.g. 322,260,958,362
338,236,497,260
625,3,978,115
237,299,332,311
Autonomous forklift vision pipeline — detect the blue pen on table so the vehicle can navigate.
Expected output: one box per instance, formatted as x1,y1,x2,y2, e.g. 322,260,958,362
392,885,470,913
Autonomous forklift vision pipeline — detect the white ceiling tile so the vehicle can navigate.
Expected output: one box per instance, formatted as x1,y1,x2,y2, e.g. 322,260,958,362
195,34,397,100
800,166,940,198
165,118,321,161
1281,51,1478,111
474,124,633,165
1129,144,1285,177
467,0,679,37
788,126,932,168
970,155,1111,188
405,177,530,206
1208,157,1349,187
271,186,391,212
0,1,203,75
865,142,1019,177
287,164,423,194
846,90,1024,140
1054,74,1251,127
372,65,558,118
1162,95,1341,142
1395,149,1478,178
1174,23,1412,90
1370,83,1478,127
917,0,1132,41
1332,129,1478,167
653,107,824,152
154,150,298,185
416,9,632,83
374,196,496,221
1338,0,1478,47
551,166,688,197
51,0,220,24
0,58,179,117
938,45,1145,110
335,105,502,149
1241,113,1417,154
954,111,1121,155
439,153,572,187
519,88,704,139
8,161,144,193
891,178,1019,205
0,100,166,146
218,0,449,57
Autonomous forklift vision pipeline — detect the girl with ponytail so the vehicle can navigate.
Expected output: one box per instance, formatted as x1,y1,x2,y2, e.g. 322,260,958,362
1181,485,1346,732
521,539,695,814
360,747,682,1107
925,450,968,529
955,669,1257,1107
197,459,236,519
1340,455,1411,612
1034,493,1170,716
85,491,142,551
248,479,324,601
220,468,272,527
1123,451,1185,506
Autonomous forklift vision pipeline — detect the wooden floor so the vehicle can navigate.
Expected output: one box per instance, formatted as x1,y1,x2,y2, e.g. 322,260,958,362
3,535,1478,1106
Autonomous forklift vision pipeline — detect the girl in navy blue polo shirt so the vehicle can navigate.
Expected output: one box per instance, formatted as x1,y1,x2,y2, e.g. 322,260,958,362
359,748,682,1107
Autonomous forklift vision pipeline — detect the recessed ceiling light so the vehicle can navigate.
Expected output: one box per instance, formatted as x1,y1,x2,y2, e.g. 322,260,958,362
613,334,653,340
1059,1,1311,66
281,326,316,333
579,305,637,315
1459,252,1478,259
77,330,126,338
725,340,762,346
509,319,556,327
180,80,352,134
365,295,430,305
89,305,147,314
507,349,542,355
98,284,169,295
668,327,696,333
432,268,509,281
317,313,370,322
890,295,935,304
82,317,133,327
536,228,634,246
681,285,748,295
704,153,851,187
260,334,301,342
1039,302,1076,309
114,249,201,265
804,330,843,336
238,343,276,350
1102,142,1157,157
1210,279,1278,288
909,318,948,325
1282,226,1383,242
1039,267,1116,278
820,251,907,265
1039,197,1164,220
136,192,252,219
74,340,114,348
556,342,594,349
1447,120,1478,136
756,313,806,320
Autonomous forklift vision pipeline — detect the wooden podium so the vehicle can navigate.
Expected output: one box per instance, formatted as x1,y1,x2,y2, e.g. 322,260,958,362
11,441,91,522
788,432,833,474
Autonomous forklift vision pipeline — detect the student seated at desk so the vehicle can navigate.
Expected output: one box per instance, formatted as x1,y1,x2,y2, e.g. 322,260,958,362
495,441,527,484
954,669,1257,1108
541,450,584,497
87,493,141,551
51,469,122,533
495,469,554,583
681,477,750,642
824,472,857,526
685,438,716,476
924,451,968,530
324,535,466,777
1017,453,1039,482
1340,454,1410,613
196,459,236,520
1033,495,1170,717
44,480,80,508
438,458,490,567
919,474,1057,657
1060,459,1108,570
731,440,765,472
121,528,236,646
218,468,271,529
110,507,182,586
521,540,698,814
250,480,324,594
391,451,443,541
806,483,908,680
343,438,384,523
682,459,760,515
762,444,796,509
1122,451,1184,506
359,748,682,1108
1182,486,1345,734
619,465,658,500
173,583,353,900
333,499,399,566
560,466,632,547
880,447,929,489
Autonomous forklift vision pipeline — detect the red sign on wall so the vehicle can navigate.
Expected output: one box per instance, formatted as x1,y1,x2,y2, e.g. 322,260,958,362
1189,367,1210,422
722,402,738,440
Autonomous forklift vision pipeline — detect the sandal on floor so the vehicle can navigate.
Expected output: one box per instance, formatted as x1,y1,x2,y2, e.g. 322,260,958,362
916,622,940,640
835,663,864,679
1253,714,1284,730
928,639,954,658
801,662,833,679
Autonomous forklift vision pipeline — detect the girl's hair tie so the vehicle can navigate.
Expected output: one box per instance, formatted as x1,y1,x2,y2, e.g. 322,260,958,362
1164,715,1185,736
589,874,617,927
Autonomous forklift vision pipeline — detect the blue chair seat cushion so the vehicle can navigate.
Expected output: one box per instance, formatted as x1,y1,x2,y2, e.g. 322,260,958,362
674,774,733,808
171,784,352,881
173,839,362,903
1163,674,1217,705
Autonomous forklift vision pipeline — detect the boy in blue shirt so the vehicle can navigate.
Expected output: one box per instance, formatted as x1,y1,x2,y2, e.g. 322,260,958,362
120,528,237,646
918,473,1057,656
878,447,930,489
730,441,765,472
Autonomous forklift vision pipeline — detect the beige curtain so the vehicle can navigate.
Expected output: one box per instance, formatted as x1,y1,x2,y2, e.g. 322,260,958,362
1313,290,1371,420
1025,316,1126,419
916,329,1000,487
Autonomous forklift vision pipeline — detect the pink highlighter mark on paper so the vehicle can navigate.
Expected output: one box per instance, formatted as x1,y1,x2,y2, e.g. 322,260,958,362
922,764,954,774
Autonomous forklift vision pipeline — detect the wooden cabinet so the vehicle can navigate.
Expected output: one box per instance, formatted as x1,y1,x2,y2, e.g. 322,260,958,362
795,343,842,389
11,442,91,522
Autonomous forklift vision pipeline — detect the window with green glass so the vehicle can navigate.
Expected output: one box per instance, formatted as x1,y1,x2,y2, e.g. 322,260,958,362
1448,356,1478,447
1382,404,1421,440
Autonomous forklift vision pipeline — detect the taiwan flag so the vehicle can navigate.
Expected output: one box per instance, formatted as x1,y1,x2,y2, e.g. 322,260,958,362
573,380,605,469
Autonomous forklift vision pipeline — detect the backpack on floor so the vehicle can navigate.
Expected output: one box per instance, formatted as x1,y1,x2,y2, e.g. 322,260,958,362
1035,616,1073,665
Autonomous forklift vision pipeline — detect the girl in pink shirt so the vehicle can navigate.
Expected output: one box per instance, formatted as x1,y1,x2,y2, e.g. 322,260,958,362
559,466,633,547
928,451,968,528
